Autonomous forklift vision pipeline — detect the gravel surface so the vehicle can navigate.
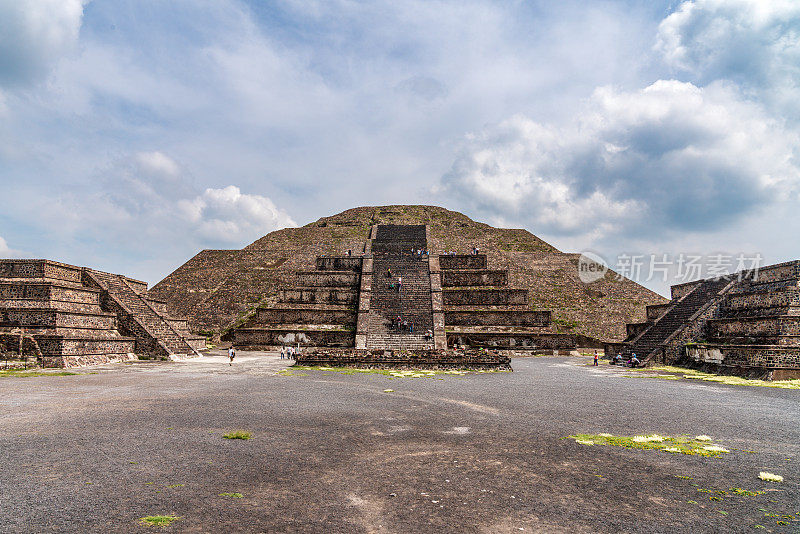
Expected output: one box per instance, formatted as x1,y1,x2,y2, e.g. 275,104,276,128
1,352,798,533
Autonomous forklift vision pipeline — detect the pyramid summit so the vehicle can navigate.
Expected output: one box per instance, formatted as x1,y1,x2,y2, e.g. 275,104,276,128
150,205,665,351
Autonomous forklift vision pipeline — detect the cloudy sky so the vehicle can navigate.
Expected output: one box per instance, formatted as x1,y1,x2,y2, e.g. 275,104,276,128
0,0,798,295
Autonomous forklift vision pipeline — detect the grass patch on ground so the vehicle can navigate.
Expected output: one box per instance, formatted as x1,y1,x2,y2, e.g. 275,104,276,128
567,433,733,457
0,369,80,378
758,472,784,482
289,366,505,379
276,369,308,376
219,492,244,498
223,431,252,440
139,515,180,527
625,366,800,390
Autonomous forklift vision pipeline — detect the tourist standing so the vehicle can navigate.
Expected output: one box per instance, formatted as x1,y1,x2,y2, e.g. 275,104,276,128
593,351,598,366
228,346,235,366
280,346,285,360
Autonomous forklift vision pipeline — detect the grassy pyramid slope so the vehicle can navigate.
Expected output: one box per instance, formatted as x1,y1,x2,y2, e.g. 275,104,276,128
150,205,666,341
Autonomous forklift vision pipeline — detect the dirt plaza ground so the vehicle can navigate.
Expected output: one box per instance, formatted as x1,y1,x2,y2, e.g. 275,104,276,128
1,351,798,533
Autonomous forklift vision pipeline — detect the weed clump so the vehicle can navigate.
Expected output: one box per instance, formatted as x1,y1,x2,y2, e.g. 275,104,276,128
223,431,252,440
0,370,79,378
633,367,800,389
139,515,180,527
758,472,784,482
567,433,732,457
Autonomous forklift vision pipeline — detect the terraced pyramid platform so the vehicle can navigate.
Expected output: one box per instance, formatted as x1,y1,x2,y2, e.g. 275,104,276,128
0,260,205,368
609,260,800,380
226,222,581,357
152,206,664,352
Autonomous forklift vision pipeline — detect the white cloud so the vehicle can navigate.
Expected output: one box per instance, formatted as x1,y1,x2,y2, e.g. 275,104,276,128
32,152,297,253
441,80,800,238
0,0,87,86
656,0,800,119
177,185,297,243
0,235,25,258
135,151,180,178
3,0,798,288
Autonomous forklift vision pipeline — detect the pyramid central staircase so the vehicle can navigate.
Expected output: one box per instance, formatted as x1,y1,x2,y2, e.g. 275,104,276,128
365,224,434,350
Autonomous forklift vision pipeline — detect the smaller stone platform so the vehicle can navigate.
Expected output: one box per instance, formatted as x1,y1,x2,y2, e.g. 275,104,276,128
0,259,204,368
611,260,800,379
295,347,511,370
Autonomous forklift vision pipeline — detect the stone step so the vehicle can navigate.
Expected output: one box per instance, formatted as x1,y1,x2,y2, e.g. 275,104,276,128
85,269,196,356
625,277,732,361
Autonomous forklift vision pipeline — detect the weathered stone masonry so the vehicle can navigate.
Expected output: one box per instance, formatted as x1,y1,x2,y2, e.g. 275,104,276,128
231,224,580,356
0,259,205,368
611,260,800,379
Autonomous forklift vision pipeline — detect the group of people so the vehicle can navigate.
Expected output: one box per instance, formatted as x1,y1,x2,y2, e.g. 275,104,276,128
279,346,297,360
388,276,402,292
225,345,298,365
441,247,482,255
610,352,640,367
385,268,403,292
410,248,428,258
392,315,413,333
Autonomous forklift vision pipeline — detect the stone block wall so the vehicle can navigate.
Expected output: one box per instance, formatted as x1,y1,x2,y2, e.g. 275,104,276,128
0,309,117,331
280,288,357,305
752,260,800,284
234,328,354,349
316,257,363,271
1,259,203,366
233,253,363,349
439,255,487,270
620,261,800,377
296,271,360,287
167,318,190,334
708,316,800,341
0,260,82,284
0,282,103,313
723,288,800,317
686,344,800,376
444,310,550,327
296,347,511,370
41,353,137,368
441,270,508,287
254,307,356,326
437,246,575,351
125,278,149,295
146,299,169,315
671,280,703,301
36,336,134,356
446,332,575,350
626,322,650,339
428,255,446,350
443,289,528,306
646,304,671,322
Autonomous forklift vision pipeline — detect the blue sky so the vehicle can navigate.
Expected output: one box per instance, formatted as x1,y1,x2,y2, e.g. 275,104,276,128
0,0,798,295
